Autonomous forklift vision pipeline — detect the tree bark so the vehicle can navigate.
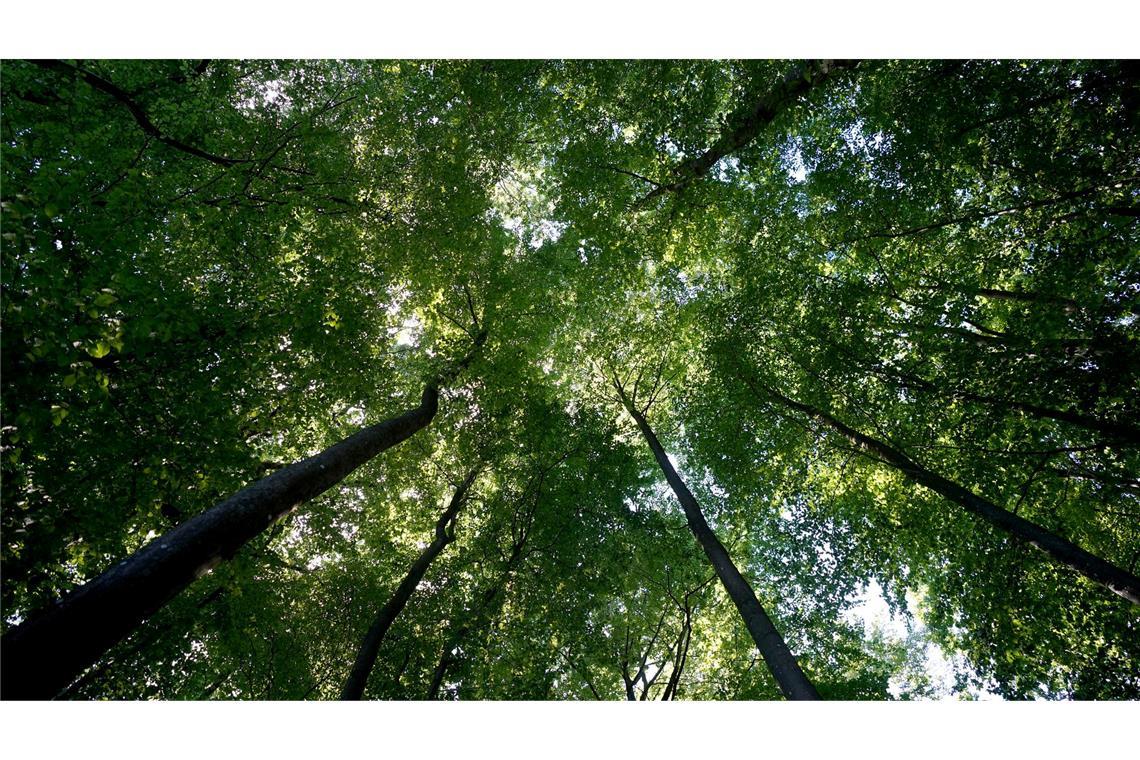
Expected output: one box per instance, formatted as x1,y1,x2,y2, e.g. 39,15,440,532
660,616,692,701
2,329,486,700
640,60,856,204
863,360,1140,446
340,467,480,700
616,385,821,700
426,540,524,700
32,60,249,168
761,384,1140,605
1,385,439,700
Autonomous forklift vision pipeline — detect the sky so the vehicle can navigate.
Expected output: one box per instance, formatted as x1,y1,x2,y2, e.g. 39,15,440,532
2,4,1136,756
844,580,1000,700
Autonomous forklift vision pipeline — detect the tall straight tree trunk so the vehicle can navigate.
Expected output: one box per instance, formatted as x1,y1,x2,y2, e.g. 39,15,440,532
2,332,484,700
615,386,820,700
760,384,1140,605
340,468,480,701
426,538,525,700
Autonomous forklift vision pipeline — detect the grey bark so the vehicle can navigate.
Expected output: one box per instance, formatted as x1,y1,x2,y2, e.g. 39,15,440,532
640,60,855,204
615,382,820,700
762,384,1140,605
1,385,440,700
340,468,480,700
2,331,484,700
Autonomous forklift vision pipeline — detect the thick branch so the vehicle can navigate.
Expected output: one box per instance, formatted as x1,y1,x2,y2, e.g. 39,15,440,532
640,60,855,204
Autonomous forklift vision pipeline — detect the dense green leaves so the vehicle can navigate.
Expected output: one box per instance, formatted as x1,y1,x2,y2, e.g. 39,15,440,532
3,59,1137,700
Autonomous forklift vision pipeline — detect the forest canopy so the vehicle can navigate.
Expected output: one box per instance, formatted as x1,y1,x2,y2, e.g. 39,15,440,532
1,59,1138,701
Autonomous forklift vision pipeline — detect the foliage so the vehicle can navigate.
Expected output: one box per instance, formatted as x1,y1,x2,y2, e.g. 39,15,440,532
2,59,1137,700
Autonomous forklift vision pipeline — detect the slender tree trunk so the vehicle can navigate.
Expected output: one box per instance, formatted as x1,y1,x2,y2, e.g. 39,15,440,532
951,388,1138,445
622,672,637,701
661,579,707,701
426,541,523,700
426,454,559,700
618,611,668,701
426,646,454,701
661,617,693,701
916,283,1082,311
812,332,1139,445
762,385,1140,605
616,388,820,700
868,361,1140,445
340,467,480,700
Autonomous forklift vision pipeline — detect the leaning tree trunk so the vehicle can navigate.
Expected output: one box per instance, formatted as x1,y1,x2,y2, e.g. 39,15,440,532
640,59,855,204
2,333,484,700
0,385,439,700
761,385,1140,605
340,467,480,700
616,389,820,700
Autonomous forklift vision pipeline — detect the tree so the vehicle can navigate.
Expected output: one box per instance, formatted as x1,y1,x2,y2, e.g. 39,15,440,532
1,340,483,700
610,367,820,700
341,466,481,700
4,59,1138,701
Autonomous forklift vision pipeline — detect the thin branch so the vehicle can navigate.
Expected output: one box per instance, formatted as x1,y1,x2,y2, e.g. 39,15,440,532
33,60,251,167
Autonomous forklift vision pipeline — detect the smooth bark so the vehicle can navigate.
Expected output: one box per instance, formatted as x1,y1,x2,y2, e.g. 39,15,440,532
620,610,668,701
426,530,528,700
2,329,486,700
340,468,480,700
425,582,505,701
616,385,821,700
762,385,1140,605
871,363,1139,445
659,575,711,701
1,385,442,700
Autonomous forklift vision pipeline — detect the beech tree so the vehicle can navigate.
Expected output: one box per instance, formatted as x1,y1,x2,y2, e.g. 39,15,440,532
3,59,1137,701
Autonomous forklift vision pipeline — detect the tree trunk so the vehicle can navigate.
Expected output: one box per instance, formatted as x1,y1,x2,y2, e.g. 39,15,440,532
861,357,1140,446
426,541,524,700
2,331,485,700
3,389,444,701
340,467,480,700
762,385,1140,605
811,332,1139,445
951,388,1138,445
660,616,693,701
640,60,855,203
617,388,821,700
